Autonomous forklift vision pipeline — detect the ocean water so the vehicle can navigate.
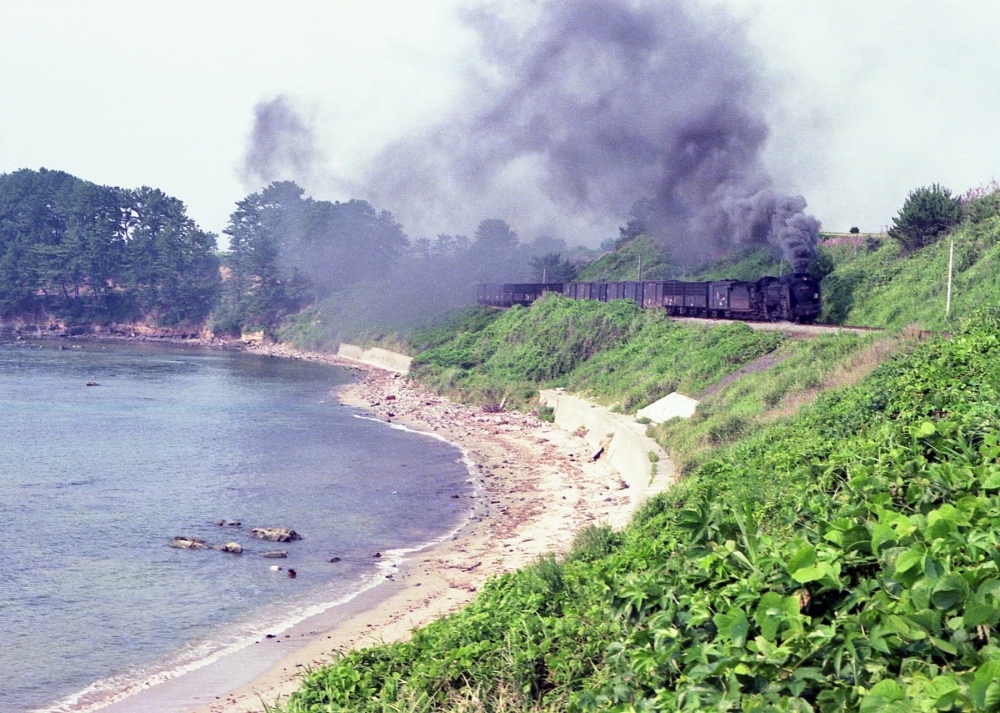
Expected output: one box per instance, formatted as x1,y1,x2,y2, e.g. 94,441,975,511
0,340,473,713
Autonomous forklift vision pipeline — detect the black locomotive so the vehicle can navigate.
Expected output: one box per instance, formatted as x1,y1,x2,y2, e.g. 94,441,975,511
476,273,822,323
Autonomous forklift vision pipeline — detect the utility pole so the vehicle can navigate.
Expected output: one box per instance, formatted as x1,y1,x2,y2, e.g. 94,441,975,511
542,267,546,283
946,238,954,317
637,254,642,281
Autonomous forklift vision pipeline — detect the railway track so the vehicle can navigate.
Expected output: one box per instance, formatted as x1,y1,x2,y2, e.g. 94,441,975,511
669,316,886,336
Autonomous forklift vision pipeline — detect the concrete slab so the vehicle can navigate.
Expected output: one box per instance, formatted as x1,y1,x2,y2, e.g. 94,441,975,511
636,392,699,423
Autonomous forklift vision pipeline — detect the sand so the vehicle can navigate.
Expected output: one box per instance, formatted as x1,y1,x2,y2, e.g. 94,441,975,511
115,344,668,713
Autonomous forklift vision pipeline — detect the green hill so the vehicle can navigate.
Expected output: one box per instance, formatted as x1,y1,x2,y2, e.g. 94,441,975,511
280,306,1000,713
274,186,1000,713
575,234,677,281
819,217,1000,330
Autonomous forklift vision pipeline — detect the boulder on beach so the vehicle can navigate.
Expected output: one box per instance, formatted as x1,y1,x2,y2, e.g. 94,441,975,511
212,542,243,554
171,537,209,550
261,551,288,559
250,527,301,542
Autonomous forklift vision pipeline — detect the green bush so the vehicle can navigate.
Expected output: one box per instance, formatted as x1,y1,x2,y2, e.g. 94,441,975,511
889,183,961,252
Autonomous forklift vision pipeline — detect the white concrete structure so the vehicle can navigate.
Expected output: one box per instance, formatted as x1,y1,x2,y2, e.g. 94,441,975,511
635,392,699,424
337,344,413,374
538,389,673,514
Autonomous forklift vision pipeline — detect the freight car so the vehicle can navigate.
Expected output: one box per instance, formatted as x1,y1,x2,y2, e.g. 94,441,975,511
476,274,822,323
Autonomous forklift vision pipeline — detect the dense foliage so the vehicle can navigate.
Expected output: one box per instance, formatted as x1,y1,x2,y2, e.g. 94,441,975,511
0,168,220,325
213,181,407,335
409,294,786,411
279,309,1000,713
889,184,962,252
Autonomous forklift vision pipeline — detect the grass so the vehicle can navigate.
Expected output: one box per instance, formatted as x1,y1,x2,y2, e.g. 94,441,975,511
276,308,1000,713
575,234,676,282
819,216,1000,330
653,330,916,471
409,294,788,411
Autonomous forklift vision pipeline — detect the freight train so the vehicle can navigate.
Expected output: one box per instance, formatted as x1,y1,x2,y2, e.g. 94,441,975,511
476,273,822,323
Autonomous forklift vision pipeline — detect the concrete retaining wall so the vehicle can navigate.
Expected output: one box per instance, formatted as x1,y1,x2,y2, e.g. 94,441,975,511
539,389,673,514
337,344,413,374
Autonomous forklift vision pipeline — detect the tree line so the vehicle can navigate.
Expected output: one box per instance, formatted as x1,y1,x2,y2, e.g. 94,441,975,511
0,168,220,325
0,169,586,335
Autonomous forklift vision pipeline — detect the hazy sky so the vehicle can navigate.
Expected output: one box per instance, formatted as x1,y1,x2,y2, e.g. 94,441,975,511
1,1,997,243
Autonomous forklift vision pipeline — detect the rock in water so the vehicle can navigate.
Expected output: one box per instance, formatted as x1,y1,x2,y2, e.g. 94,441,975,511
171,537,209,550
250,527,301,542
212,542,243,554
261,551,288,559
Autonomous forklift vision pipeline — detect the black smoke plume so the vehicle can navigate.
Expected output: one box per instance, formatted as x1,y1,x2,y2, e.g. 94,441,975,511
359,0,819,271
240,96,323,189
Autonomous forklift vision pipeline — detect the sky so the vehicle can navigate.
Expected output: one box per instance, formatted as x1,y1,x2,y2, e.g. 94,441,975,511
1,1,998,243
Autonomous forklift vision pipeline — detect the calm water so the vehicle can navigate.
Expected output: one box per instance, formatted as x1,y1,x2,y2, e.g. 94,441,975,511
0,340,472,713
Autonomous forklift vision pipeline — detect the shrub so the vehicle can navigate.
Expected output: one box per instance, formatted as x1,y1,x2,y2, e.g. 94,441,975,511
889,183,961,251
534,405,555,423
961,180,1000,224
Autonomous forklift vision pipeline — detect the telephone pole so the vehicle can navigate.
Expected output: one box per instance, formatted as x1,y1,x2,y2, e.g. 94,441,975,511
946,239,954,317
637,255,642,281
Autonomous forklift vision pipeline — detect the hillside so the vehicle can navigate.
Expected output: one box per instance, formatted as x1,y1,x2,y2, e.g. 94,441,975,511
575,234,677,282
820,216,1000,330
280,296,1000,712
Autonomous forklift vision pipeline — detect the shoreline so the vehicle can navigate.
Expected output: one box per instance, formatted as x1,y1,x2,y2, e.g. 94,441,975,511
55,341,671,713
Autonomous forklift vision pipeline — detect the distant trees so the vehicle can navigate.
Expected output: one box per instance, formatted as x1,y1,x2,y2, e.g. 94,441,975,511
214,181,408,335
889,183,961,251
468,219,521,283
529,253,578,282
0,168,220,324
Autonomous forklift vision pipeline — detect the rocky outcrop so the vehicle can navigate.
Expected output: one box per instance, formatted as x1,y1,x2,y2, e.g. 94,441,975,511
212,542,243,554
171,537,209,550
261,551,288,559
250,527,301,542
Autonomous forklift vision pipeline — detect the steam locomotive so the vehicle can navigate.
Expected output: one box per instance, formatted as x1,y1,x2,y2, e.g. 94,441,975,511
476,273,822,323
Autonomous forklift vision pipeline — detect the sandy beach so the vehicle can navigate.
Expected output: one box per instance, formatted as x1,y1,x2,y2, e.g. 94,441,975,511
98,343,668,713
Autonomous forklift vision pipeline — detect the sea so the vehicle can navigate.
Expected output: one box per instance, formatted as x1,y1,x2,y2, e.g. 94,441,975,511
0,339,474,713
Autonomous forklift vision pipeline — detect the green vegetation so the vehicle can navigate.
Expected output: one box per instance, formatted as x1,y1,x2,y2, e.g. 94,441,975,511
212,181,408,336
656,331,902,471
278,307,1000,712
685,247,783,282
0,168,220,325
889,184,962,252
819,213,1000,330
409,294,786,411
576,234,675,282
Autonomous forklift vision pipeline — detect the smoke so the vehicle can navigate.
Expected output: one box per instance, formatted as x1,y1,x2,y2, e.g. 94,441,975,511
357,0,819,271
240,96,323,189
